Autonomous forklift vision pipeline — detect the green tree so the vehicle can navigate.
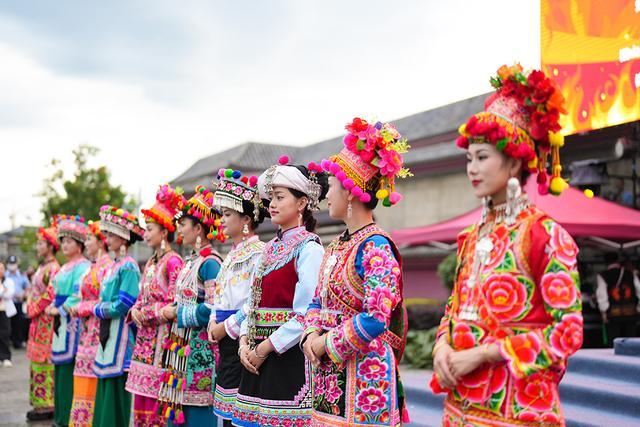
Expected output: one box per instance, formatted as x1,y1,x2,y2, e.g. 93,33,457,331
40,144,137,222
437,251,458,292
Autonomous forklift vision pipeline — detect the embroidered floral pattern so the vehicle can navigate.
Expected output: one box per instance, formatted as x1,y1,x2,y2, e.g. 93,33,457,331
432,208,582,426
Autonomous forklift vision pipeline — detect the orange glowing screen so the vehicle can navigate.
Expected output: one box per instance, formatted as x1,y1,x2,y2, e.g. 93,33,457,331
541,0,640,135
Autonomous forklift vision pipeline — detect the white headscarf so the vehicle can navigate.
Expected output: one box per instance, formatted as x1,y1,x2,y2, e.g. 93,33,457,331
257,165,313,199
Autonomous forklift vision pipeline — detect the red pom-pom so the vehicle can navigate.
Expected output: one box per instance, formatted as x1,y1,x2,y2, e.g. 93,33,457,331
320,159,332,171
241,176,249,184
352,186,364,197
249,176,258,187
360,193,371,203
278,155,289,165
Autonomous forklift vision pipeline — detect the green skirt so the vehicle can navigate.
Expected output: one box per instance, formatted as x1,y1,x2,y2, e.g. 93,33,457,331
54,362,75,426
93,374,131,427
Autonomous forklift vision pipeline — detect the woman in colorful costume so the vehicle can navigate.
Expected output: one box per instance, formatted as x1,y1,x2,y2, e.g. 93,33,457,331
157,186,225,426
207,169,266,426
302,118,410,426
25,223,60,422
126,185,185,426
430,64,583,426
232,157,327,427
92,206,143,427
68,221,112,426
48,215,91,427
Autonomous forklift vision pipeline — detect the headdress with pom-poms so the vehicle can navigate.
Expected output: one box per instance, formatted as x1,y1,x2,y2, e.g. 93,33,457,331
456,64,568,195
176,185,225,243
319,118,412,207
99,205,145,243
56,214,89,243
38,219,60,251
141,184,186,233
258,155,323,210
213,168,263,221
88,220,107,245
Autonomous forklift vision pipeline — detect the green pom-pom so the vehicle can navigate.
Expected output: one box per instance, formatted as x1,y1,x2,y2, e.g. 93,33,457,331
224,169,233,178
495,138,508,151
382,197,392,207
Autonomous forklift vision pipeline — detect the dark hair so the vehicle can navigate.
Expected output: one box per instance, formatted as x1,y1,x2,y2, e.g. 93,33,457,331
287,165,329,232
500,152,531,185
241,199,269,231
166,230,175,243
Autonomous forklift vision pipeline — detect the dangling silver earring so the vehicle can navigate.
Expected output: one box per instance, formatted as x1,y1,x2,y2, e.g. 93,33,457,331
242,223,249,241
160,239,166,252
505,177,521,225
481,197,490,225
298,212,303,228
347,201,353,219
195,235,202,249
119,244,126,258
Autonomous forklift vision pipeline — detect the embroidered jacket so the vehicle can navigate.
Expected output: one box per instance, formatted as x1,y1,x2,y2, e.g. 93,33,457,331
158,246,222,408
26,259,60,363
208,235,264,338
126,250,182,398
93,255,141,378
431,205,583,426
74,253,112,377
304,225,406,427
51,257,91,365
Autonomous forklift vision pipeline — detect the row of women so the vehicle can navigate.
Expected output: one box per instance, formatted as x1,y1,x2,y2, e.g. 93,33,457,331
24,64,583,427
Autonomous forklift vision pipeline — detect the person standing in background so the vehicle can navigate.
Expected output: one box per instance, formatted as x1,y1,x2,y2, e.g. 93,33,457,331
0,260,17,367
25,224,61,422
7,255,30,349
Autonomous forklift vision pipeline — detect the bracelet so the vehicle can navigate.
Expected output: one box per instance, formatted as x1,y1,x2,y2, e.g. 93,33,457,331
253,347,268,360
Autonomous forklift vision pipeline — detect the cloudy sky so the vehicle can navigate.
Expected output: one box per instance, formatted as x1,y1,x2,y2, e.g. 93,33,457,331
0,0,539,231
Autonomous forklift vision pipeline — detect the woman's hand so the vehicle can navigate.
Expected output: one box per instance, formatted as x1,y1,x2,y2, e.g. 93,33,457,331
433,340,457,389
160,304,176,322
130,308,143,326
67,305,78,317
448,346,485,379
311,335,326,361
48,306,59,317
302,333,320,367
240,345,259,375
208,321,227,343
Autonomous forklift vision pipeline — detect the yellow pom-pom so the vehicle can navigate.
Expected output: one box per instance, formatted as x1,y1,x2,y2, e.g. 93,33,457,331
376,189,389,200
549,176,568,195
527,157,538,169
116,208,124,216
458,124,467,135
584,189,594,198
549,132,564,147
214,219,221,227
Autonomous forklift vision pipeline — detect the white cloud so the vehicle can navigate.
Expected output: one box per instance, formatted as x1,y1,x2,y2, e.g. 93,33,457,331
0,0,539,231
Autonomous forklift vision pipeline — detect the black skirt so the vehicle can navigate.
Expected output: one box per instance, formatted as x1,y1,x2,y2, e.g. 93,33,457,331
232,341,312,426
213,336,242,420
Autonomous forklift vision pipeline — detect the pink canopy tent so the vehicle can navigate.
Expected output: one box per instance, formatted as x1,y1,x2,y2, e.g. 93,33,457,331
393,181,640,249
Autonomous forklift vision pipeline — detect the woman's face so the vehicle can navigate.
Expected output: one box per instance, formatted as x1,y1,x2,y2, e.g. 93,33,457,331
326,176,350,220
144,222,166,249
177,217,200,247
61,236,82,258
268,186,306,227
220,208,246,239
466,143,519,200
85,234,103,258
106,232,127,253
36,239,51,258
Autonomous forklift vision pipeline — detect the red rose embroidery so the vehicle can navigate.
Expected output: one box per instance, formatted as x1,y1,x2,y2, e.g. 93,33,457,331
514,372,555,412
456,365,507,404
483,274,527,321
507,333,541,366
452,323,476,350
484,227,510,270
549,225,578,268
541,271,577,309
549,313,583,358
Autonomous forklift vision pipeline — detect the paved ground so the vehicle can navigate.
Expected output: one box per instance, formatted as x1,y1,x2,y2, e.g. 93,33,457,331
0,350,436,427
0,348,50,427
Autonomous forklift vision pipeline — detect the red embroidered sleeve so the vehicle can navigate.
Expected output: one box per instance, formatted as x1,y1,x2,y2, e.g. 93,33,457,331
498,219,583,378
140,255,183,325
